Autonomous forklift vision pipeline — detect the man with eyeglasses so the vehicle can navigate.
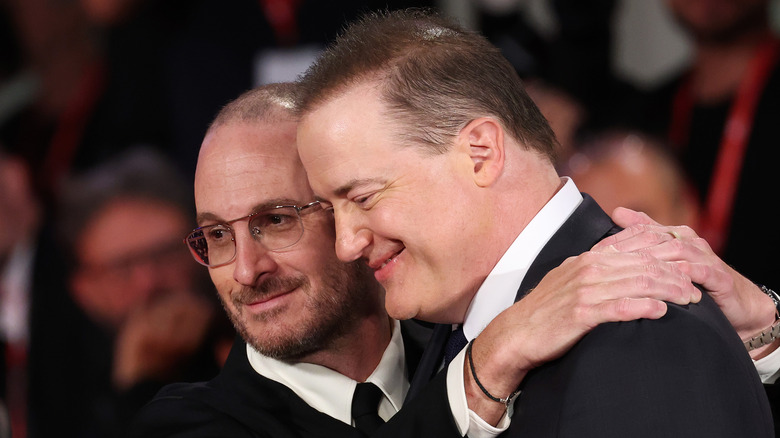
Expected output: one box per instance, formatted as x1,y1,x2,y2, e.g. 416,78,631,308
131,82,705,437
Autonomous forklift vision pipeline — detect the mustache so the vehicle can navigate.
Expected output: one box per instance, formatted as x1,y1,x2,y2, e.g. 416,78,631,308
233,276,308,305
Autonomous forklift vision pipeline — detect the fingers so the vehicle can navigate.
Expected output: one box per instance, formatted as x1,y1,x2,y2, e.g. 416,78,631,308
593,223,698,253
593,297,669,323
610,207,660,228
578,265,700,307
599,232,729,295
555,251,701,305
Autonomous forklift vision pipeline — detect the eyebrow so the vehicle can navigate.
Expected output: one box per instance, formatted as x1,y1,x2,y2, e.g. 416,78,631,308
332,177,386,198
195,198,303,225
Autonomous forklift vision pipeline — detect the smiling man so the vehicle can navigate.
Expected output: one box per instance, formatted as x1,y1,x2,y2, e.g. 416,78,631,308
296,9,774,437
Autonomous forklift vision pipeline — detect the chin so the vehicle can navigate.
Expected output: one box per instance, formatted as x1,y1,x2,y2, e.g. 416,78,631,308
384,300,415,321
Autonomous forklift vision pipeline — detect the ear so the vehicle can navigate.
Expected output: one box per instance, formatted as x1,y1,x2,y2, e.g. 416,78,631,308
458,117,505,187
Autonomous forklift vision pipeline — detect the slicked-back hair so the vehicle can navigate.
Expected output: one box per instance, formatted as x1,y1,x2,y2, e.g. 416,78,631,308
209,82,300,132
297,8,558,161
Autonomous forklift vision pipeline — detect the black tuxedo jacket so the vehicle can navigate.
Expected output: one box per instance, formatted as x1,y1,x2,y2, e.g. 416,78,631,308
409,194,774,437
129,320,462,437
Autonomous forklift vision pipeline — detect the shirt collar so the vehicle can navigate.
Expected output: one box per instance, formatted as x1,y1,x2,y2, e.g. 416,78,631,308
246,319,407,425
462,177,583,340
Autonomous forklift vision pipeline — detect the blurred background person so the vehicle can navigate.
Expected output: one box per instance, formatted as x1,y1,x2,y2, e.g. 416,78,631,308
35,148,232,438
0,146,41,438
0,141,75,438
637,0,779,289
561,130,701,228
0,0,102,204
0,149,37,438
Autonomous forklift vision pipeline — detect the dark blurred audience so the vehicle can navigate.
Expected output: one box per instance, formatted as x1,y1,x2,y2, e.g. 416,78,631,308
165,0,435,180
0,0,102,203
0,146,44,438
638,0,778,289
31,148,231,438
0,0,199,207
3,0,778,435
474,0,626,136
0,401,8,438
0,138,80,438
481,0,778,290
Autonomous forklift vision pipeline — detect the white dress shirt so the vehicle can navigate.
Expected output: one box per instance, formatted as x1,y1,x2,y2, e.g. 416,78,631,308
247,319,505,437
755,337,780,383
247,319,408,425
445,177,582,435
444,176,780,411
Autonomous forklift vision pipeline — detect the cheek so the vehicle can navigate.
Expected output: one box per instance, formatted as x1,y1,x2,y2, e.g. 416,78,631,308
208,269,236,299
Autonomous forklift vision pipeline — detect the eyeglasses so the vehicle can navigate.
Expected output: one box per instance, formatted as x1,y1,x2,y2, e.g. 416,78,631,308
184,201,324,267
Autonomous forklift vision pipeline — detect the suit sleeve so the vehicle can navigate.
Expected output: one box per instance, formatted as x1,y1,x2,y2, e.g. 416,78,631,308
512,294,774,437
128,390,259,438
764,384,780,437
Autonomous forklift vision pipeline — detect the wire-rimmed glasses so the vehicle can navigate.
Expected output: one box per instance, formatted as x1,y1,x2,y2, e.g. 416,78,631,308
184,201,324,267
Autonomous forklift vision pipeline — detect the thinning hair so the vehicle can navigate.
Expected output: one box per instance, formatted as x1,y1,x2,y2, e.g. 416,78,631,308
209,82,299,132
297,8,559,161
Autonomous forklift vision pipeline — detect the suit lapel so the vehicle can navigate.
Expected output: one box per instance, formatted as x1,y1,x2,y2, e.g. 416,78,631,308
405,322,449,403
206,337,365,438
516,194,619,302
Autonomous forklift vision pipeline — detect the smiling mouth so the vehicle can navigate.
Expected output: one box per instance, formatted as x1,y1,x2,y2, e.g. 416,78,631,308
375,248,404,270
246,289,292,306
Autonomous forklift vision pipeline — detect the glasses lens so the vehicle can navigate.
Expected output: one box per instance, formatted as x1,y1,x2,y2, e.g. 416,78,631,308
248,206,304,251
185,230,210,265
186,225,236,267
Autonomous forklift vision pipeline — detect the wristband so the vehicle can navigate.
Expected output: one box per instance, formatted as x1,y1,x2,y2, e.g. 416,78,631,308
744,285,780,351
466,339,521,408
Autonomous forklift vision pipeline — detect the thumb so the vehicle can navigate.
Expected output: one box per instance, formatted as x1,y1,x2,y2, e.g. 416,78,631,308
611,207,660,228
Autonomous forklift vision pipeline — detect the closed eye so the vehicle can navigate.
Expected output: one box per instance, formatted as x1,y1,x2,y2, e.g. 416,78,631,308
352,193,375,208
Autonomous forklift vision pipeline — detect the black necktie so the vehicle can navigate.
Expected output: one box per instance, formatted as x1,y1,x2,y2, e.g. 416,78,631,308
351,382,385,435
444,325,467,365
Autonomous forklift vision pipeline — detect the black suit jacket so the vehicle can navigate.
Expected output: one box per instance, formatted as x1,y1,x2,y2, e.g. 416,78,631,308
130,320,462,437
410,194,774,437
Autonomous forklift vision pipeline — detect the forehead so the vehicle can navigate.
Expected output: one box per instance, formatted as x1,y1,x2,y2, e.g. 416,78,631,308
194,120,314,217
298,82,400,195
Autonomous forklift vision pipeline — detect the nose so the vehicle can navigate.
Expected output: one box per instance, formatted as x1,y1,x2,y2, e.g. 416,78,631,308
232,231,278,286
333,208,371,262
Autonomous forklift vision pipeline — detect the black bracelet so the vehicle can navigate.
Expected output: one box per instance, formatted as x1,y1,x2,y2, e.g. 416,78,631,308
466,339,521,408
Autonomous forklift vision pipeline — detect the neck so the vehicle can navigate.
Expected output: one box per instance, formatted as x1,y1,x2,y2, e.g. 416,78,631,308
299,312,394,382
691,28,771,102
498,150,561,241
